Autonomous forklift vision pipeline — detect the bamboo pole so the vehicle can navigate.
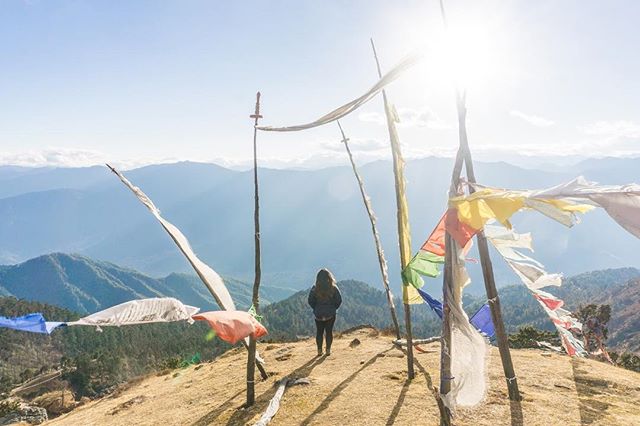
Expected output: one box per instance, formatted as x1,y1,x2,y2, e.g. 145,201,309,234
370,38,415,379
247,91,264,406
337,120,401,339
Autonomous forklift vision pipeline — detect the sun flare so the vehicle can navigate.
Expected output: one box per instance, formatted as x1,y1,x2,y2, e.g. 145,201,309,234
428,20,502,91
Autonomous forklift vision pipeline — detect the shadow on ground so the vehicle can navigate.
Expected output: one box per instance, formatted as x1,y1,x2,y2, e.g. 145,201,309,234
571,358,611,425
191,355,327,426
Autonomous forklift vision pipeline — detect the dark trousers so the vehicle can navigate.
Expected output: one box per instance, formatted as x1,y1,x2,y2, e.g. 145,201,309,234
315,316,336,351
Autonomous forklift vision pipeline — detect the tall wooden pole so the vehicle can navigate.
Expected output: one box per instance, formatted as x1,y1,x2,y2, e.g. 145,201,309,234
437,0,521,402
439,115,468,425
370,38,415,379
337,121,401,339
247,91,263,406
455,94,521,401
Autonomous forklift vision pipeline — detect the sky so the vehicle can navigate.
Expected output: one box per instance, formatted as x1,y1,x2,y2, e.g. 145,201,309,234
1,0,639,169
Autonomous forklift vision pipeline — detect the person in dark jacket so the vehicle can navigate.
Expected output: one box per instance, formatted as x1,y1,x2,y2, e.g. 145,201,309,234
308,268,342,356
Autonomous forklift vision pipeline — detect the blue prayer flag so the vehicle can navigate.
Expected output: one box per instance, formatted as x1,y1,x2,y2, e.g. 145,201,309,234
469,304,495,338
416,288,495,338
416,287,443,319
0,313,64,334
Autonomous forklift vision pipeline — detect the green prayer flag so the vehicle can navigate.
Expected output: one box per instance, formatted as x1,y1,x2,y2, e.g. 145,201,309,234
402,250,445,289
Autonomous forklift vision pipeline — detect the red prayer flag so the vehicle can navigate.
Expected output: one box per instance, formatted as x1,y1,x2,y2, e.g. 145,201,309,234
444,208,478,248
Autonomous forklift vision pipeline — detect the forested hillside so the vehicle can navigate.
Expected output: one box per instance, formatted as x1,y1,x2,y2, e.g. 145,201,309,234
0,297,230,398
264,270,640,354
263,279,484,340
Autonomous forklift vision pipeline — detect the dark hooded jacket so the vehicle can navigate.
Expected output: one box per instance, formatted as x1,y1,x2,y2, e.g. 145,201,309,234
308,286,342,320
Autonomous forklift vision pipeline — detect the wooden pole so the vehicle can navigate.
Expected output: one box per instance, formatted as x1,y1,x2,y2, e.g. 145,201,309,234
370,38,415,379
247,91,263,406
439,235,453,425
439,121,468,425
438,0,521,405
337,120,401,339
455,94,521,401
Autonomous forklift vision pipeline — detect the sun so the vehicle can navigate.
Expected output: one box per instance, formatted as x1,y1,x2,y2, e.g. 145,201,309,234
429,19,501,92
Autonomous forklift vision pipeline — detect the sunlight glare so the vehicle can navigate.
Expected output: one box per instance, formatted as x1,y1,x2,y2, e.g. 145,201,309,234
429,20,501,91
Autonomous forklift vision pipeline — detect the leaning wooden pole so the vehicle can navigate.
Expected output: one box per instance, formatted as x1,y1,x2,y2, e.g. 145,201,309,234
437,0,521,402
247,91,264,406
370,38,415,379
439,122,468,425
455,94,521,401
337,120,401,339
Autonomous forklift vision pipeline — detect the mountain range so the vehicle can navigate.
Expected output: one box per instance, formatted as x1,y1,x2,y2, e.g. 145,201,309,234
0,158,637,295
0,253,293,314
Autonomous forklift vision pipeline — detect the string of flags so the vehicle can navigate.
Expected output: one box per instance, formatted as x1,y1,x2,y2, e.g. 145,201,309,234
447,176,640,244
399,175,640,409
484,226,586,356
402,210,474,290
0,297,269,346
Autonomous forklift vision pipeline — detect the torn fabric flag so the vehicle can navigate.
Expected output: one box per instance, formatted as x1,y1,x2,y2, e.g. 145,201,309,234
451,175,640,240
485,225,586,356
67,298,200,328
192,311,268,345
0,313,64,334
449,186,594,233
529,176,640,238
256,51,423,132
107,165,236,312
484,225,562,290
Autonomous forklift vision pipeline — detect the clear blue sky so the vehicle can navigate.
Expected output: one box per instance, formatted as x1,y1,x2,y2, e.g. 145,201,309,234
1,0,639,168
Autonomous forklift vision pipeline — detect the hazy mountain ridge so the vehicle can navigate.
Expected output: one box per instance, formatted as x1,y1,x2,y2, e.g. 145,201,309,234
0,253,294,314
0,158,637,295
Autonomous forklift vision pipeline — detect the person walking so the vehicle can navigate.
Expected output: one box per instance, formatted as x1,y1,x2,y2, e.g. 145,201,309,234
308,268,342,356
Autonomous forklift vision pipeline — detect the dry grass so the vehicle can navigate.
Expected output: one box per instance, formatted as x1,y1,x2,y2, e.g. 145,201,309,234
46,327,640,425
32,390,77,416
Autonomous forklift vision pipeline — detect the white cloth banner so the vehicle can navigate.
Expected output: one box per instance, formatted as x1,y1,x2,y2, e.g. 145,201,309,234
256,51,424,132
484,226,562,290
530,176,640,238
108,165,236,312
443,240,488,410
108,166,264,362
67,298,199,327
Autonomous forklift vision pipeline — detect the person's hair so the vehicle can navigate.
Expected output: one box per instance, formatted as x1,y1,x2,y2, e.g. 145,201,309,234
314,268,337,301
